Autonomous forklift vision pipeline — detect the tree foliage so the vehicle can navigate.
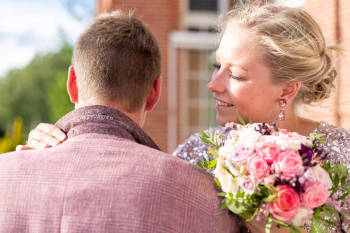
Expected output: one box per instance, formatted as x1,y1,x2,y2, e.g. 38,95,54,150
0,42,74,140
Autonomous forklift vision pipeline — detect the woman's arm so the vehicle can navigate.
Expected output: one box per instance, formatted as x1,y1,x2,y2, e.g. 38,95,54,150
16,123,67,151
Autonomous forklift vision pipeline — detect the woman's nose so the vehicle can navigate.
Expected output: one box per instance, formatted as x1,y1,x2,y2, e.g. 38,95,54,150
207,70,225,93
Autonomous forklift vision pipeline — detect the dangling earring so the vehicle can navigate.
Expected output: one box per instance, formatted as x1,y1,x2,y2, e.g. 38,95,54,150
278,99,287,121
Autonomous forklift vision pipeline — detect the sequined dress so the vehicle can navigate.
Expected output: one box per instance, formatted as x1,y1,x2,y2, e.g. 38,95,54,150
173,122,350,233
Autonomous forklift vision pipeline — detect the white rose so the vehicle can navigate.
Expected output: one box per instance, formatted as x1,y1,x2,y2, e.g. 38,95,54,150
218,138,237,158
226,142,256,167
291,133,313,147
224,138,237,150
313,165,333,189
215,158,234,194
236,176,256,195
272,136,301,151
237,131,261,144
291,207,313,226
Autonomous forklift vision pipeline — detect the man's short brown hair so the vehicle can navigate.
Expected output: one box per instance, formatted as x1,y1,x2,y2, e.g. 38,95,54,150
72,10,161,112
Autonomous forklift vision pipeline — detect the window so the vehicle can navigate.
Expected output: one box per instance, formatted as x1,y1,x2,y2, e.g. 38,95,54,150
182,50,218,140
189,0,218,12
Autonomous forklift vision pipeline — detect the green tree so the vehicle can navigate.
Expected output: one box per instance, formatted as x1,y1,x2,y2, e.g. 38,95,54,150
0,42,74,136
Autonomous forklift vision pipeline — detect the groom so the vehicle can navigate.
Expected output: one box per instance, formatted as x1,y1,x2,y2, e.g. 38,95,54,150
0,10,238,232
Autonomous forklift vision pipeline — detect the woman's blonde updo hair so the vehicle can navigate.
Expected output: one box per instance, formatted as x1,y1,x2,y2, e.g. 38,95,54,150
220,2,342,105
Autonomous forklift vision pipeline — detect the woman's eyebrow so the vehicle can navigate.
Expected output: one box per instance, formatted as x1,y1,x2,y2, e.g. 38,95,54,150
227,61,247,72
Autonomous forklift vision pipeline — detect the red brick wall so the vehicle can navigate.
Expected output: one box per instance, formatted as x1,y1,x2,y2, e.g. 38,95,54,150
97,0,181,152
303,0,350,128
338,0,350,128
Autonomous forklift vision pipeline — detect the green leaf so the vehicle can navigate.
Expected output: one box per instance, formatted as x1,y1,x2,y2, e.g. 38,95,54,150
330,164,348,176
195,162,204,168
323,220,337,226
207,159,217,169
220,202,227,210
240,191,245,198
217,192,226,197
203,156,208,163
265,215,273,233
334,174,340,187
337,191,349,201
208,147,218,158
249,118,252,124
235,200,239,208
201,130,209,138
217,138,221,145
341,176,347,186
242,210,254,217
290,226,301,233
272,219,290,227
199,137,219,148
235,191,241,199
323,208,336,221
237,213,250,219
214,178,222,188
324,205,340,219
210,128,213,140
340,210,349,217
238,116,247,125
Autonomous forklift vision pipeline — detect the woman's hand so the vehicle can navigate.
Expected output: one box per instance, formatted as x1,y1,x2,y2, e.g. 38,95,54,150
16,123,67,151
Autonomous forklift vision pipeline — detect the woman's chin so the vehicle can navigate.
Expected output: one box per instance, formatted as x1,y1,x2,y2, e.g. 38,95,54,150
216,114,237,127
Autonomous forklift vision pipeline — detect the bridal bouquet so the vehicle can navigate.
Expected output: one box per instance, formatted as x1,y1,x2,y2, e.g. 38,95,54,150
197,117,349,233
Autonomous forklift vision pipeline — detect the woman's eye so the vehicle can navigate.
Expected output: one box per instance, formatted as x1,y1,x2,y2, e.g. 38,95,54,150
213,63,221,70
230,74,242,81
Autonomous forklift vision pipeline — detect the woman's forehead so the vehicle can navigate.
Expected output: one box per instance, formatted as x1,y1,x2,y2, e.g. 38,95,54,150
217,28,262,66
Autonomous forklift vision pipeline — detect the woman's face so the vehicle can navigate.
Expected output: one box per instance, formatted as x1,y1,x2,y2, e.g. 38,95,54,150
208,26,283,126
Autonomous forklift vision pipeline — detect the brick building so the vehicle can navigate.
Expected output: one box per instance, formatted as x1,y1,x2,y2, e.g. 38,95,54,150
97,0,350,153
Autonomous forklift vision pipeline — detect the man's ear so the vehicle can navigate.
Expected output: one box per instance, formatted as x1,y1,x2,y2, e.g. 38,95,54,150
280,81,301,102
67,66,79,103
145,76,162,111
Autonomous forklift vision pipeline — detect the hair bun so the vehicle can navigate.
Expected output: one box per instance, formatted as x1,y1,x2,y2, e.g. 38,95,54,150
302,49,338,104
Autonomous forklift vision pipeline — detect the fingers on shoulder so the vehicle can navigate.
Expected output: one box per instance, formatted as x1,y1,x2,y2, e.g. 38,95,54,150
35,123,67,141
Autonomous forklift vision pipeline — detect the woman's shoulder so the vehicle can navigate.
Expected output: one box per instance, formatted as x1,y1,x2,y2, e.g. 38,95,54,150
312,121,350,148
172,127,230,165
312,121,350,165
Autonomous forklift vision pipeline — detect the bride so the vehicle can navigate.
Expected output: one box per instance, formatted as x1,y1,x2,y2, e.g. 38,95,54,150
18,2,350,233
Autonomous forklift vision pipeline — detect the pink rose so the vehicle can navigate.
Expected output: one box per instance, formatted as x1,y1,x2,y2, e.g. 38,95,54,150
227,143,256,166
274,151,303,177
246,156,270,182
270,185,300,222
257,142,281,164
301,182,329,209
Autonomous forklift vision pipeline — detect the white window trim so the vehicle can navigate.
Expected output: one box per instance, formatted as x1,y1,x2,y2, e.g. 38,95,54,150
167,31,217,152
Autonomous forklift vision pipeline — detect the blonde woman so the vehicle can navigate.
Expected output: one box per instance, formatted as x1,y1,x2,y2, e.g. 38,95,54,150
20,2,349,233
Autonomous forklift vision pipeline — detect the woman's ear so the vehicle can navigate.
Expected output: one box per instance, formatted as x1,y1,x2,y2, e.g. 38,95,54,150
280,81,301,102
67,66,79,103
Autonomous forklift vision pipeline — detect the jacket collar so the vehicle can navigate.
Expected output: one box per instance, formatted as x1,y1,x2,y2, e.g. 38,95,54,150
55,105,160,151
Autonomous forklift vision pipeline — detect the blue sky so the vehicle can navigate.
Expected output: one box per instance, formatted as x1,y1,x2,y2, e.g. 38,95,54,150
0,0,95,77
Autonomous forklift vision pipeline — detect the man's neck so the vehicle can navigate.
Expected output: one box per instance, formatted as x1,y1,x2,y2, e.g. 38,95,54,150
75,102,145,127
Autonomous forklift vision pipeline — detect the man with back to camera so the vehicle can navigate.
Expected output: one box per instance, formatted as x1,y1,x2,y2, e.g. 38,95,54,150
0,10,238,232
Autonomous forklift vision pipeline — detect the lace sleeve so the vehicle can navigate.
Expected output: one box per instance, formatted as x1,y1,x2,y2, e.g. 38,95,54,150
172,127,228,165
312,122,350,233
